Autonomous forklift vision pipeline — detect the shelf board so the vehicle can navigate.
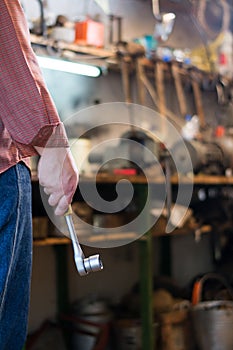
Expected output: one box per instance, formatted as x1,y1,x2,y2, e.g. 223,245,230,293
30,34,115,59
87,231,138,242
33,237,70,246
31,171,233,185
171,173,233,185
33,231,139,246
190,174,233,185
32,222,212,246
31,172,151,184
80,173,150,183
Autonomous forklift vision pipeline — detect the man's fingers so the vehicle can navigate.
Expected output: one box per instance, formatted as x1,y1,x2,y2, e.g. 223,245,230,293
44,187,52,195
54,195,69,216
48,192,63,207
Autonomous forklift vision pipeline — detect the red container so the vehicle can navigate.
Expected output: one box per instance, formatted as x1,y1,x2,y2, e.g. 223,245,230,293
75,19,104,47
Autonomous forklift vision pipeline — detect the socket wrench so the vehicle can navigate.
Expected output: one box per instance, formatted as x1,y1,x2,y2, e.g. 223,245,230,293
65,205,103,276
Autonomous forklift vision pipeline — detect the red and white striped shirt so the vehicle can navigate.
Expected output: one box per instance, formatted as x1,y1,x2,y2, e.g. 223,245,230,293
0,0,68,174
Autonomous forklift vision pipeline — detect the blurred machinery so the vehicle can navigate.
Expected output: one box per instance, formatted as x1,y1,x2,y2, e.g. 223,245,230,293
172,131,233,175
88,130,159,174
88,125,233,176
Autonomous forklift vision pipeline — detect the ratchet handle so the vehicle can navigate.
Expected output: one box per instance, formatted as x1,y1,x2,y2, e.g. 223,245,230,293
64,204,73,217
64,205,103,276
84,254,103,273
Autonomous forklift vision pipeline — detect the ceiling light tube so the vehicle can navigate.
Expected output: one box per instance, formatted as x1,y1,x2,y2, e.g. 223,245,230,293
37,55,102,77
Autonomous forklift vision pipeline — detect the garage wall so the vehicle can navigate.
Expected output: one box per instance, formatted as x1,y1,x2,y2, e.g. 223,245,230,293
25,0,226,333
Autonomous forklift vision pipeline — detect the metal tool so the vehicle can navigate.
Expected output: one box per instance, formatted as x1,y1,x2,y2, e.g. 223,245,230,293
190,69,206,129
171,63,188,119
152,0,176,42
64,205,103,276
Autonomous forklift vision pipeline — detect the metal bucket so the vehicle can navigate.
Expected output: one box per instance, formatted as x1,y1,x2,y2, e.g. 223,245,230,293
191,300,233,350
191,273,233,350
70,299,111,350
114,319,142,350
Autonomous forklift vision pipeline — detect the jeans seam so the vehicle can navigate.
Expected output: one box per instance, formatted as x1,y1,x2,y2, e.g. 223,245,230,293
0,165,22,316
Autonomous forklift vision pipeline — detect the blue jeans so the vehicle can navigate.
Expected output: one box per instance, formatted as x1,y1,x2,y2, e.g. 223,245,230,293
0,163,32,350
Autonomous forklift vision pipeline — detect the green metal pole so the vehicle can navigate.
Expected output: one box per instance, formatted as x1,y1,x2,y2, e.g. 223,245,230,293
53,244,69,315
159,235,172,276
135,184,154,350
139,231,154,350
54,244,71,349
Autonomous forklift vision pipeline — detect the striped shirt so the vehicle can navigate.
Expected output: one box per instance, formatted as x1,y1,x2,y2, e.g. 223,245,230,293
0,0,68,174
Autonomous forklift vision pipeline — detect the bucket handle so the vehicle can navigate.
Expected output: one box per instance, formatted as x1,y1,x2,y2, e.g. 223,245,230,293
192,273,233,306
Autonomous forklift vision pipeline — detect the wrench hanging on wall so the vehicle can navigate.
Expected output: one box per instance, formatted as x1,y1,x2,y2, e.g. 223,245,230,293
171,63,188,119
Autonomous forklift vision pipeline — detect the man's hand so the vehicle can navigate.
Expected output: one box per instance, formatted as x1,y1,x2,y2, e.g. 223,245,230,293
35,146,79,215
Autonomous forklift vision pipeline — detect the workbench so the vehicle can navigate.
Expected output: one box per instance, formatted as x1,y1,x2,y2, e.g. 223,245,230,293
31,172,233,350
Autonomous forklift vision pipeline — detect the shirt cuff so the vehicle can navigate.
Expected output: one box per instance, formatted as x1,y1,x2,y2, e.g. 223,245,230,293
15,123,69,157
31,122,69,148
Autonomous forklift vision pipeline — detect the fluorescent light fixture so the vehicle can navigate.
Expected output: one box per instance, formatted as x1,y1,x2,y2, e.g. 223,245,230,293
37,55,102,77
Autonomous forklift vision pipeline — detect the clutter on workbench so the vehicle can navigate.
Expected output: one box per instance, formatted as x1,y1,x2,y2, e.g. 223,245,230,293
181,115,200,141
75,18,105,48
60,296,112,350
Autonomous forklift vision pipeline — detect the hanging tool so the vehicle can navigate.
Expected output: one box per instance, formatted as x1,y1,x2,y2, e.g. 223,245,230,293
121,55,132,104
64,205,103,276
155,60,166,117
108,14,123,45
152,0,176,42
171,63,188,118
190,69,206,129
35,0,47,37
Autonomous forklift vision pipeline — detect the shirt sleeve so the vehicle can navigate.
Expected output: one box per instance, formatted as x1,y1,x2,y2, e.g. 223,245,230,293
0,0,68,151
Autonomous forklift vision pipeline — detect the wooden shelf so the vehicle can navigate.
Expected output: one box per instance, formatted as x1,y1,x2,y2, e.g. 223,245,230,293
33,231,139,246
31,172,150,184
31,171,233,185
30,34,115,59
80,173,150,184
73,173,233,185
33,237,70,246
87,231,139,243
31,171,229,247
171,173,233,185
32,223,212,246
151,224,212,237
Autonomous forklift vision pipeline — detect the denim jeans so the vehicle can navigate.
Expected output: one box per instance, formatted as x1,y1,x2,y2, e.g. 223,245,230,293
0,163,32,350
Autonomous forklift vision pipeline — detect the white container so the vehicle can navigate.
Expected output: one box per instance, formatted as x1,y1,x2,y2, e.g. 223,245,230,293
51,27,75,43
218,31,233,78
69,138,92,174
181,115,200,141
